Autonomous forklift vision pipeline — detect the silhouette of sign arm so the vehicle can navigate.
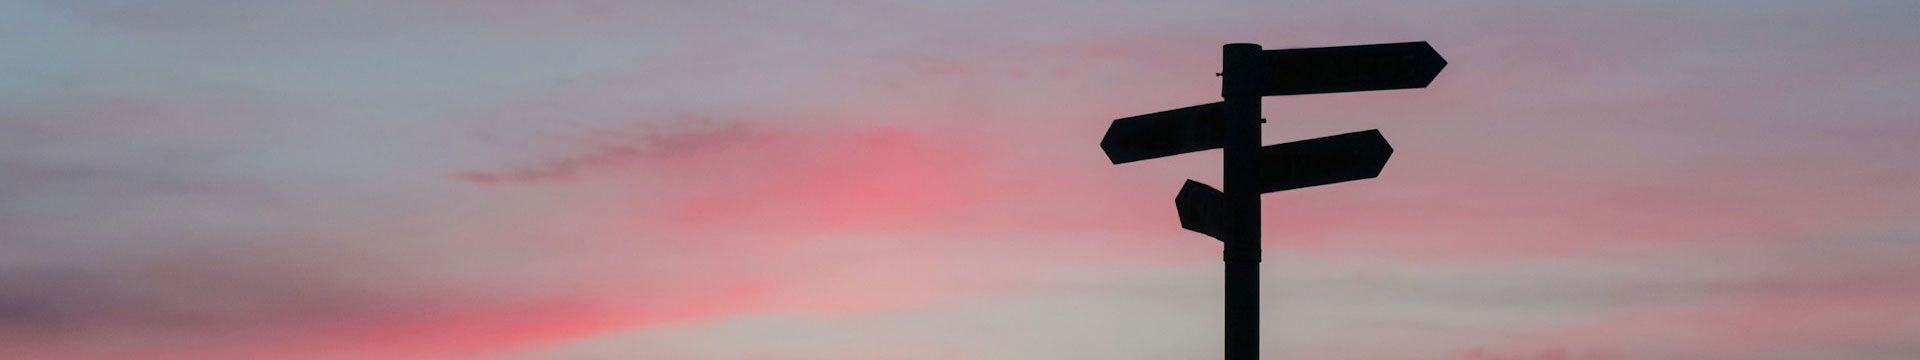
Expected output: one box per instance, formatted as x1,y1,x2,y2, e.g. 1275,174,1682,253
1257,129,1394,193
1256,42,1446,96
1100,102,1227,164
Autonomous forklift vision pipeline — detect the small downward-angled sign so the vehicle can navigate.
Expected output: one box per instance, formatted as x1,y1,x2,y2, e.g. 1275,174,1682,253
1255,42,1447,96
1257,129,1395,193
1100,102,1226,164
1175,180,1229,241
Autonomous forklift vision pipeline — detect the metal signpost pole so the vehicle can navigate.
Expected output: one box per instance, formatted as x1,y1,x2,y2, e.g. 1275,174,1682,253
1220,43,1264,360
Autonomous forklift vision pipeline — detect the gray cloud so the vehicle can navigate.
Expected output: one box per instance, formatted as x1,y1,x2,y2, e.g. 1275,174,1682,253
456,117,753,185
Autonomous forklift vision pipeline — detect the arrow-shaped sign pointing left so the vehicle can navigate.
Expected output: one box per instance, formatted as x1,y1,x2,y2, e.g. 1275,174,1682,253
1100,102,1227,164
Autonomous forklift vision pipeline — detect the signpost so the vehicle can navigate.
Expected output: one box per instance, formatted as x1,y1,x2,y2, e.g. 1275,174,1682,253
1099,41,1445,360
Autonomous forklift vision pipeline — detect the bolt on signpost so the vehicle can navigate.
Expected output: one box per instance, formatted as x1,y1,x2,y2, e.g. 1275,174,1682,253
1099,42,1446,359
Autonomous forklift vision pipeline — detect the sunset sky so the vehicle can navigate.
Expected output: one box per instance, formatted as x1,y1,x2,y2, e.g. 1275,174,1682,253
5,1,1919,359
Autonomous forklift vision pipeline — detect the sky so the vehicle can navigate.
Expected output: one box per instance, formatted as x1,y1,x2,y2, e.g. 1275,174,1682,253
3,1,1919,359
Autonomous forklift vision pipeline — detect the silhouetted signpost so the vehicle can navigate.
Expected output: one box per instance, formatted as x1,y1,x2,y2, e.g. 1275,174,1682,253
1100,41,1445,360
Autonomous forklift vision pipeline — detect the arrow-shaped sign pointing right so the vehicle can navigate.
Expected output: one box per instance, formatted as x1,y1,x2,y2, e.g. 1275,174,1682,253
1171,130,1394,243
1255,42,1447,96
1258,129,1395,193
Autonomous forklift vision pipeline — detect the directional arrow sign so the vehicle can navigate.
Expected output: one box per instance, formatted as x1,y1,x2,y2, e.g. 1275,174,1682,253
1100,102,1227,164
1256,42,1447,96
1258,129,1394,193
1175,180,1230,241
